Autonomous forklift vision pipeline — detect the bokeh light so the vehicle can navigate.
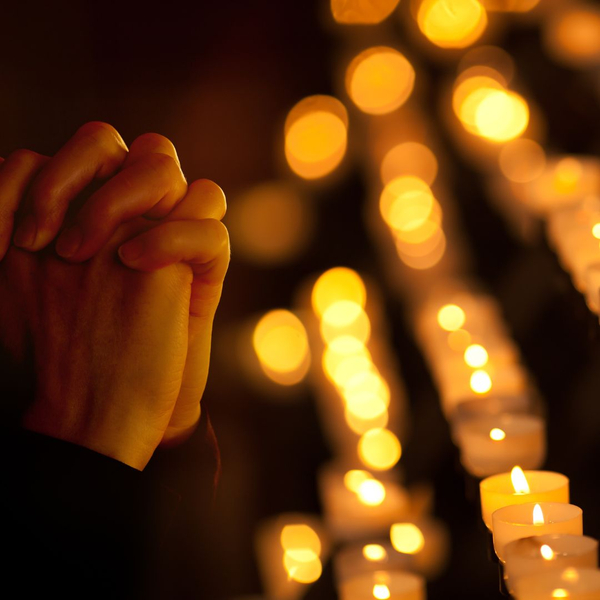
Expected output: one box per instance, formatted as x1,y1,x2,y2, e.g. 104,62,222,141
253,310,310,385
281,523,323,584
228,182,314,265
473,89,529,142
417,0,488,49
330,0,400,24
358,427,402,470
390,523,426,554
285,95,348,180
470,369,492,394
499,139,546,183
356,478,387,506
380,142,439,186
437,304,466,331
321,301,371,345
489,428,506,441
363,544,387,561
346,47,415,115
280,524,322,556
373,583,391,599
464,344,488,367
312,267,367,318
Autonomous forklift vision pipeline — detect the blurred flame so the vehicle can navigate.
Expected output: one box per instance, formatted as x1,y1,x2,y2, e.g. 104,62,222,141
474,89,529,142
418,0,488,49
390,523,426,554
470,369,492,394
437,304,466,331
285,96,348,180
363,544,387,561
281,523,323,583
533,503,545,525
357,478,387,506
358,428,402,470
464,344,488,367
346,47,415,115
551,590,569,599
344,469,372,492
380,142,439,186
373,583,391,599
511,466,531,494
321,301,371,345
489,428,506,441
312,267,367,318
541,544,555,561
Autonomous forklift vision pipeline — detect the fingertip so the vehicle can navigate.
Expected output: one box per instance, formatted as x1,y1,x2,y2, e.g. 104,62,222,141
118,238,145,266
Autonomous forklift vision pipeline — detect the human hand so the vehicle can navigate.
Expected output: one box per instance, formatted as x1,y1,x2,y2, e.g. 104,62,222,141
0,123,229,468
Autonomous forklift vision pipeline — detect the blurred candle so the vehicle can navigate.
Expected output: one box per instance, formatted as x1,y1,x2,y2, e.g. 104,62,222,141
456,413,546,477
338,570,425,600
504,534,598,594
480,468,569,529
513,567,600,599
492,502,583,562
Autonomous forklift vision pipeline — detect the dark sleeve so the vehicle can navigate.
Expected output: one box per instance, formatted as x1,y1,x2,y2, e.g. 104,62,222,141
1,410,219,600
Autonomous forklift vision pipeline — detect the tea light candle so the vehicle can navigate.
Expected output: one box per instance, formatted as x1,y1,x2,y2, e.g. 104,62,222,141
492,502,583,562
456,413,546,477
480,468,569,529
338,570,425,600
513,567,600,599
504,534,598,594
318,464,410,541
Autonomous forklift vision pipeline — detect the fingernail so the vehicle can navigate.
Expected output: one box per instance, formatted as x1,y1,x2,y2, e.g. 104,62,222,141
118,239,144,263
56,225,83,258
13,216,37,249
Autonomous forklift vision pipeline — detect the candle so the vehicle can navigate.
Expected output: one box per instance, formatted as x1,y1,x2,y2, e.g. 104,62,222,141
480,468,569,529
492,502,583,562
513,567,600,599
456,413,546,477
338,570,425,600
504,534,598,594
318,464,410,541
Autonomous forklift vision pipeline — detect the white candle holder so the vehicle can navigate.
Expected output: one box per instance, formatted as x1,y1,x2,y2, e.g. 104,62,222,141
337,570,426,600
513,567,600,599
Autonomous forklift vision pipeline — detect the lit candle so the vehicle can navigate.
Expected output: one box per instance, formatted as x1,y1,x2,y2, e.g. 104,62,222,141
492,502,583,562
318,464,410,541
513,567,600,599
480,467,569,529
504,534,598,594
337,570,425,600
456,413,546,477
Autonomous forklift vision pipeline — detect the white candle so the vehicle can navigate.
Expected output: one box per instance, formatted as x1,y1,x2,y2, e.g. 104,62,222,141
456,413,546,477
338,570,425,600
492,502,583,562
504,534,598,594
513,567,600,599
480,468,569,529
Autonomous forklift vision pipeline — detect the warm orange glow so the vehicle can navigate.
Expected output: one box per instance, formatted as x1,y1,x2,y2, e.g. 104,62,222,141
280,524,322,556
380,176,436,234
437,304,466,331
390,523,426,554
253,310,310,384
312,267,367,318
541,544,555,561
397,229,447,269
552,158,583,195
373,583,391,599
482,0,540,12
346,47,415,115
326,352,373,386
562,569,579,583
499,139,546,184
228,182,313,265
489,428,506,441
551,589,569,599
345,405,389,435
546,7,600,67
418,0,488,49
464,344,488,367
327,335,368,357
344,469,372,493
474,89,529,142
283,552,323,583
285,96,348,180
363,544,387,561
593,224,600,240
380,142,439,186
448,329,472,351
533,503,545,526
321,301,371,345
453,72,505,132
356,478,387,506
358,428,402,470
345,391,388,421
342,371,390,404
470,369,492,394
511,466,531,495
330,0,400,24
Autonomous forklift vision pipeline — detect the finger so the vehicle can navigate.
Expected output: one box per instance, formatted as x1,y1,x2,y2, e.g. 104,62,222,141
55,152,187,261
0,150,49,260
13,122,128,251
166,179,226,222
117,219,230,287
122,132,182,171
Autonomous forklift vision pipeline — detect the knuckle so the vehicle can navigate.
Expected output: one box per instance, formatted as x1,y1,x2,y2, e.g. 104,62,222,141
190,179,227,217
7,148,43,168
76,122,126,154
207,219,230,251
131,132,177,156
146,152,180,185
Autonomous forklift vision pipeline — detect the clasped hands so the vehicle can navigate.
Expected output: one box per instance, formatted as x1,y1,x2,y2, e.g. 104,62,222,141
0,122,229,470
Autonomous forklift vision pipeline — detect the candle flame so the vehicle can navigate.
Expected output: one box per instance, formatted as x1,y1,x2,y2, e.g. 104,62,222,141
511,466,531,494
541,544,555,560
533,503,545,525
562,568,579,583
490,428,506,441
362,544,387,562
373,584,391,599
551,589,569,598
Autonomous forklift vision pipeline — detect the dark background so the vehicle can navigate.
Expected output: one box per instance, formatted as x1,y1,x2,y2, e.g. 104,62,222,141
3,1,600,598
